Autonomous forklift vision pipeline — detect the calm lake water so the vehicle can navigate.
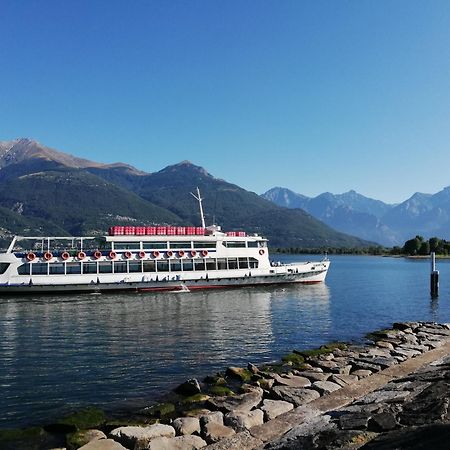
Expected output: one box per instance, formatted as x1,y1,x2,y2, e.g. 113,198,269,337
1,255,449,428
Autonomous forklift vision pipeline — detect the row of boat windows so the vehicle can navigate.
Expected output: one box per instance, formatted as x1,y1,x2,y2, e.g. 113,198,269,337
110,241,262,250
17,257,259,276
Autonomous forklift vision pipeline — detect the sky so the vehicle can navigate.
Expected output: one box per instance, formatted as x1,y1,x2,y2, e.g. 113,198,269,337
1,1,450,204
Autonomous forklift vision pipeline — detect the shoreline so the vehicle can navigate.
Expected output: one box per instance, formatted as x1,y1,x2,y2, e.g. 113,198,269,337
2,321,450,449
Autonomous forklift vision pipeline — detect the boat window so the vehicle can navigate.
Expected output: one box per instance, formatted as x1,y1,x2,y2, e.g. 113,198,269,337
66,262,81,274
182,259,193,271
205,258,216,271
157,261,169,272
49,263,65,275
224,241,246,248
217,258,227,270
247,241,258,248
129,261,142,273
228,258,238,269
143,242,168,250
17,263,29,275
249,258,258,269
83,262,97,274
193,242,216,249
170,260,182,272
0,262,10,274
194,259,206,271
143,261,156,272
32,263,48,275
114,242,141,250
238,257,249,269
169,241,191,249
99,262,113,273
114,261,127,273
258,241,267,248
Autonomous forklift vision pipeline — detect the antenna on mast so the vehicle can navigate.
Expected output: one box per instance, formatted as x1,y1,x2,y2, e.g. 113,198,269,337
190,187,206,228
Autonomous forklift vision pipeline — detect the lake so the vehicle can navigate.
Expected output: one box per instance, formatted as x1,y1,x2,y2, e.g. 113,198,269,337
1,255,449,428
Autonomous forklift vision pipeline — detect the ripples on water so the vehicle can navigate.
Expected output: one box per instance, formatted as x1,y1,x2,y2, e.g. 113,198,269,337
0,255,449,427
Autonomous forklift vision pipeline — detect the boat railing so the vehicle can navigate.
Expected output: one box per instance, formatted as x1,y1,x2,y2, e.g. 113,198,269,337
8,236,102,254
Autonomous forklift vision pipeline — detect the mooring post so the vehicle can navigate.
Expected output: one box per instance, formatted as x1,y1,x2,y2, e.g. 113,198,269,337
430,252,439,297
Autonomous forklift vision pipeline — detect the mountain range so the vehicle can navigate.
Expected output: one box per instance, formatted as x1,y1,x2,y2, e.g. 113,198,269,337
0,138,372,249
262,186,450,246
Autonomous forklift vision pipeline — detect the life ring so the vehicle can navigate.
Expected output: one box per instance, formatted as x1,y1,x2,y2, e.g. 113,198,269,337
43,252,53,261
93,250,102,259
259,249,265,255
61,251,70,260
191,250,197,257
152,251,160,258
201,250,208,257
109,251,117,259
178,250,185,257
77,251,86,260
167,250,173,258
26,252,36,262
124,251,132,259
138,251,146,259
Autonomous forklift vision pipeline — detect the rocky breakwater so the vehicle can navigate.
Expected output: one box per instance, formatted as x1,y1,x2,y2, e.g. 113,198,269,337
2,322,450,450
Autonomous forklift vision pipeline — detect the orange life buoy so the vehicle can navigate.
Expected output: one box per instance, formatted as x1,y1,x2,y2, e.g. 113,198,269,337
43,252,53,261
109,251,117,259
138,251,146,259
61,251,70,260
178,250,185,257
259,249,265,255
201,250,208,257
93,250,102,259
167,250,173,258
26,252,36,262
191,250,197,257
124,251,132,259
152,251,160,258
77,251,86,260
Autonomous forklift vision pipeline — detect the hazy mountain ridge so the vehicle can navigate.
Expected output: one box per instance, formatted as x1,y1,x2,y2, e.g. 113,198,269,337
262,186,450,246
0,138,372,248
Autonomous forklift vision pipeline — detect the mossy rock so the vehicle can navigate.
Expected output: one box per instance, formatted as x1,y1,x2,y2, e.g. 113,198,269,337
225,367,253,382
204,374,227,385
0,427,44,442
209,385,235,397
181,393,211,405
282,352,305,366
140,402,176,419
66,429,106,450
46,407,106,432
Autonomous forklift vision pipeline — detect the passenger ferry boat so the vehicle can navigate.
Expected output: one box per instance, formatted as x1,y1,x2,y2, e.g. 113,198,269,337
0,191,330,294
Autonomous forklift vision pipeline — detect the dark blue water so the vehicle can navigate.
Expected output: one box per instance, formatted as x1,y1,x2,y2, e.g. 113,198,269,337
1,255,449,428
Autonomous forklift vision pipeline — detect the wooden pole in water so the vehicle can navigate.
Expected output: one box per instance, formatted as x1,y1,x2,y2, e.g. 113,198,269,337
430,252,439,297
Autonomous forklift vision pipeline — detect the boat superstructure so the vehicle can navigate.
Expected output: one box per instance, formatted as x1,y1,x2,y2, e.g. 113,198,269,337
0,190,330,294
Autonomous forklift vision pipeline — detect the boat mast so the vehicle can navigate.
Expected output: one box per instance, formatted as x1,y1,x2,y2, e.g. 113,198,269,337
190,187,206,228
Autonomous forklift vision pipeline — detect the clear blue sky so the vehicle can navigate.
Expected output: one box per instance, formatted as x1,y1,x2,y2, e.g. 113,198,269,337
1,0,449,203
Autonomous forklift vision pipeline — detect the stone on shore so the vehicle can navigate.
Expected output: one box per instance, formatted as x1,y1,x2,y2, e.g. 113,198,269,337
79,439,127,450
109,424,175,448
175,379,202,397
272,386,321,406
261,399,294,421
144,435,207,449
224,409,264,431
201,422,235,444
312,380,342,395
67,429,106,450
199,411,224,427
206,386,263,413
172,417,201,436
273,374,311,388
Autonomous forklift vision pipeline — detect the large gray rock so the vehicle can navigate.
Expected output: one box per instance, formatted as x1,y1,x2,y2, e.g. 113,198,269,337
202,422,235,444
206,386,263,413
79,439,128,450
145,435,207,449
296,371,330,382
175,379,202,396
312,380,342,395
330,374,358,387
224,409,264,431
261,399,294,421
272,386,321,406
172,417,201,435
273,374,311,388
199,411,224,427
109,424,175,448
